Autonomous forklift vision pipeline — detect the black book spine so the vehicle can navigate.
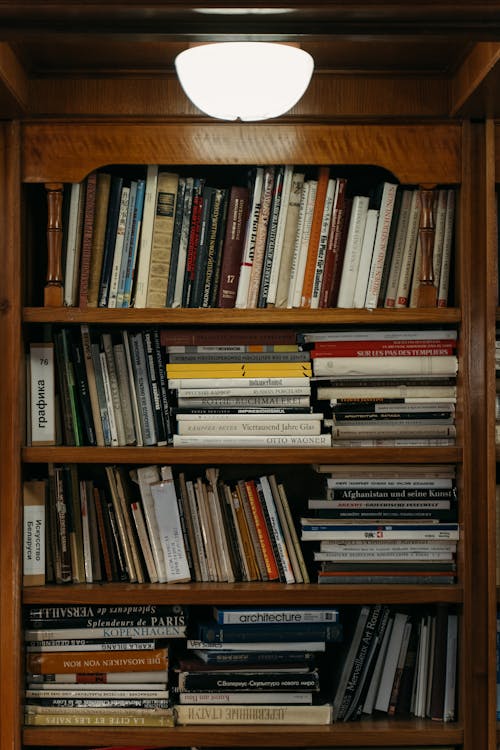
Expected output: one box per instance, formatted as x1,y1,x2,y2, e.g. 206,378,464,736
142,329,167,446
98,175,124,307
150,327,174,445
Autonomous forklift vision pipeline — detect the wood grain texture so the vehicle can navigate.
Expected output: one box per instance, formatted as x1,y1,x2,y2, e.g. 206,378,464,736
21,122,462,184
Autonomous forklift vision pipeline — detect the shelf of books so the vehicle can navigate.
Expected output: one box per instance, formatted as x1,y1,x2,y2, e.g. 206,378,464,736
11,119,474,748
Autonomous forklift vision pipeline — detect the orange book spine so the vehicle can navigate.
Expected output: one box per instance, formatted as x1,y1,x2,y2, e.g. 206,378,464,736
300,166,331,308
244,480,280,580
26,647,169,675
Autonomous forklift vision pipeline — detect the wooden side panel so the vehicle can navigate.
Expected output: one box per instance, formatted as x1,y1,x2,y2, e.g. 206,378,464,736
0,121,22,750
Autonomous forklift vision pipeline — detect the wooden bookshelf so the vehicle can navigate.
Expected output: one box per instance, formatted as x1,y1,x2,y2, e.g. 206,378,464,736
2,5,500,750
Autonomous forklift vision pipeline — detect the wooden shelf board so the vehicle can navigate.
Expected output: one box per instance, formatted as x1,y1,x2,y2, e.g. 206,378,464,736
23,307,462,326
22,582,463,606
22,719,463,747
22,446,462,465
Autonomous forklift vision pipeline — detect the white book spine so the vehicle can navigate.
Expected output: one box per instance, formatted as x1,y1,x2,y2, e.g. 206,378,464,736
364,182,398,309
128,332,157,446
173,434,331,447
23,480,46,586
383,188,414,307
169,376,311,389
312,354,457,378
176,419,321,435
286,180,310,308
430,188,448,294
112,343,136,445
63,182,84,307
373,612,409,713
235,168,264,308
266,165,294,305
395,189,421,307
29,343,56,445
133,165,159,308
337,195,370,308
275,172,305,308
291,180,317,307
107,185,131,308
310,179,337,308
101,334,126,445
98,352,119,446
352,208,379,309
150,470,191,583
134,465,167,582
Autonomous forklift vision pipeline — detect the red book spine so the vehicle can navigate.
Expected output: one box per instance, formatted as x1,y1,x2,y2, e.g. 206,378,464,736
310,340,456,357
319,178,348,308
183,191,203,307
244,479,280,581
217,186,250,308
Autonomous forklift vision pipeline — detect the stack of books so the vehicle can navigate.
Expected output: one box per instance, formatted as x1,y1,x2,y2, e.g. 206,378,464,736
23,604,187,727
302,327,458,447
301,464,459,585
331,603,458,722
173,605,339,725
61,165,455,311
163,329,330,448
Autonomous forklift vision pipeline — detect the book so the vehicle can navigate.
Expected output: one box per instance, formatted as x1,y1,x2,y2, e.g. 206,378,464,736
189,185,218,307
331,605,371,721
336,194,370,308
318,176,348,308
308,177,337,308
235,167,264,308
23,479,46,586
291,178,318,307
133,164,159,307
29,342,56,446
182,177,205,306
98,174,124,307
437,188,456,307
394,188,421,307
178,692,313,705
127,331,157,445
174,703,333,725
246,165,275,308
25,624,187,641
363,181,399,309
63,181,85,307
273,171,305,308
106,182,131,308
177,668,320,691
172,434,331,447
352,207,380,309
146,171,179,307
300,166,331,307
300,520,460,541
312,355,458,378
217,185,250,307
194,621,342,644
86,172,112,307
172,175,194,307
266,164,294,306
149,468,191,583
120,177,146,307
257,165,287,307
211,606,339,624
78,171,98,307
383,187,415,307
26,647,168,675
164,175,186,308
24,713,174,727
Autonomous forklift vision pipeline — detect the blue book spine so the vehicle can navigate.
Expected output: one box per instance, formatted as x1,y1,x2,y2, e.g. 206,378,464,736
196,620,343,644
122,178,146,308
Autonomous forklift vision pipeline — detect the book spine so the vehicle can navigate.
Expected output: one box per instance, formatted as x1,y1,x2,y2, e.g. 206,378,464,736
78,172,98,307
23,480,46,586
383,188,414,307
127,331,157,445
107,184,131,308
174,703,333,725
115,179,138,308
257,166,285,307
300,167,331,308
235,168,264,308
121,177,146,308
133,164,159,308
245,166,276,308
29,343,56,446
86,172,112,307
274,171,305,308
364,182,398,309
266,165,294,306
182,178,205,307
217,185,250,307
98,175,124,308
146,171,179,307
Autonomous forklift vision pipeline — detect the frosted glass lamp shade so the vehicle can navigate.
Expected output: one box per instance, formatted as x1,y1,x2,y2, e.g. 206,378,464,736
175,42,314,121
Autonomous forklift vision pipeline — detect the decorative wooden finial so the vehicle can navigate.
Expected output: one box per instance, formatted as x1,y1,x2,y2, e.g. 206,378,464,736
416,185,437,308
44,182,64,307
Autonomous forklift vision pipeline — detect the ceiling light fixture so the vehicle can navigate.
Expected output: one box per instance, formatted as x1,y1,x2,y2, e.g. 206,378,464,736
174,42,314,121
